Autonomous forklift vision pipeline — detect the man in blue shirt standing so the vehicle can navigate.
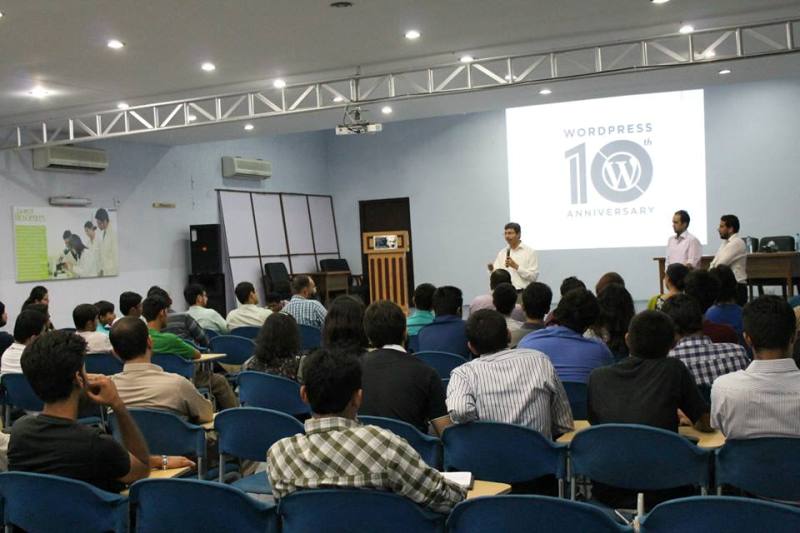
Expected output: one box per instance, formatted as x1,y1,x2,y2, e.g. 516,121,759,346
417,286,469,359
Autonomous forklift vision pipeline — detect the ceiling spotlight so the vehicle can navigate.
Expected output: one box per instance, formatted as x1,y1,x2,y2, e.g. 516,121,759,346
107,39,125,49
460,55,475,63
719,68,732,75
404,29,421,40
679,24,694,34
539,88,552,95
651,0,670,4
188,114,197,122
381,106,393,115
273,79,287,89
0,11,6,18
244,123,254,131
504,74,517,82
201,62,216,72
28,86,50,98
333,95,345,103
117,102,130,110
329,1,353,6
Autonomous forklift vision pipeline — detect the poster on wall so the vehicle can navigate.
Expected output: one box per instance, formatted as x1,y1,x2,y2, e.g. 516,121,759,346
13,206,119,282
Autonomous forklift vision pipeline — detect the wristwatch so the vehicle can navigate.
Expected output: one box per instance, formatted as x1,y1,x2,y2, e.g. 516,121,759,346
161,455,168,470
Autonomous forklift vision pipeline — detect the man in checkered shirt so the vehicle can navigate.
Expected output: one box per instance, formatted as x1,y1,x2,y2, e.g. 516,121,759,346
266,348,467,513
282,275,327,329
663,294,749,386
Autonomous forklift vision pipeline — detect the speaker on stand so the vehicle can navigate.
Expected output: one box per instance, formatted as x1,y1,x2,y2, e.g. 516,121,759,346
189,224,227,317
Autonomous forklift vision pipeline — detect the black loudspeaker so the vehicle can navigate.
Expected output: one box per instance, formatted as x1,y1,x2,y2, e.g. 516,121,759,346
190,224,222,274
188,273,226,317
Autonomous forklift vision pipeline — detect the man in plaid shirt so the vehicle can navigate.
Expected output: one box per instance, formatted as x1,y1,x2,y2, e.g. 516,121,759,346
663,294,749,386
266,348,466,513
282,276,327,329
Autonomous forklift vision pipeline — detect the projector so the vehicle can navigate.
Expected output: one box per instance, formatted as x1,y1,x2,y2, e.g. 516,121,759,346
335,106,382,136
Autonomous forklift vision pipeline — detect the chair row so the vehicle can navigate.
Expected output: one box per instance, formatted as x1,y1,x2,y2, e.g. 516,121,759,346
206,325,322,350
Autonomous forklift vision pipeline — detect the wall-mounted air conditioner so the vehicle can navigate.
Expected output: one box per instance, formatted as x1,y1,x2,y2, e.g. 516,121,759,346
222,156,272,179
32,146,109,173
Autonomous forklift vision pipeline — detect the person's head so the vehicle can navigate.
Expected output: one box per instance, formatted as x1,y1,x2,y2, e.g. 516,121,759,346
718,214,740,239
710,264,738,304
264,292,284,313
504,222,521,247
466,309,509,356
560,276,586,297
492,282,518,316
626,310,675,359
141,296,169,329
0,300,7,328
146,286,173,308
661,293,704,337
94,208,110,230
93,300,116,326
489,269,512,291
363,300,406,348
110,317,152,362
596,283,636,357
183,283,208,308
665,263,690,293
552,288,600,334
322,295,368,351
300,348,362,417
62,230,72,246
684,269,720,313
13,309,49,345
84,220,96,241
672,210,690,235
743,295,797,358
254,313,301,367
521,282,552,322
68,234,87,257
412,283,436,312
21,303,51,330
22,330,88,404
119,291,143,318
234,281,258,305
595,272,625,296
432,286,463,317
291,275,316,298
72,303,99,332
24,285,49,307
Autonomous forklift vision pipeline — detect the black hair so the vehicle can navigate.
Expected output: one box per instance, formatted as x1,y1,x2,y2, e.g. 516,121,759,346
560,276,586,297
68,234,87,259
13,309,49,343
234,282,256,305
110,317,150,361
665,263,690,292
626,310,675,359
504,222,521,234
62,230,72,240
183,283,206,306
489,269,512,290
94,300,115,318
596,272,625,296
322,295,368,351
141,296,169,322
661,293,703,336
743,295,796,352
119,291,143,316
412,283,436,312
710,265,738,304
466,309,509,356
253,313,301,367
264,292,282,304
492,282,518,316
596,283,636,357
720,214,740,233
0,300,5,328
684,270,720,313
432,286,463,317
84,220,96,230
21,331,87,403
522,282,552,320
363,300,406,348
94,208,109,222
23,286,48,307
674,210,690,225
291,275,313,295
302,348,362,415
552,288,600,334
72,303,98,331
146,286,173,307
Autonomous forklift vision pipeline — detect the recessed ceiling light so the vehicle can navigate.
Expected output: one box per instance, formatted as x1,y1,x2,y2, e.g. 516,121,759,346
381,106,393,115
244,123,254,131
719,68,732,75
539,88,552,95
201,62,216,72
28,86,50,98
117,102,130,110
188,114,197,122
0,11,5,18
404,29,421,40
333,95,345,103
273,79,286,89
107,39,125,49
651,0,670,4
679,24,694,34
460,55,475,63
329,1,353,6
504,74,517,82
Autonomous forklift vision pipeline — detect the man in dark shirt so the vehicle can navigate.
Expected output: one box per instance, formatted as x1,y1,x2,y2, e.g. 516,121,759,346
510,282,552,348
684,270,738,344
359,301,450,435
0,300,13,355
417,286,470,358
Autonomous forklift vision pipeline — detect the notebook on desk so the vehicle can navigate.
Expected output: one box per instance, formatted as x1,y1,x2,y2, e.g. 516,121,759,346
442,471,474,489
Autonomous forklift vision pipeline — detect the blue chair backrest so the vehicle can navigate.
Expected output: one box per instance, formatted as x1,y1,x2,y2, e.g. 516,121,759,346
447,495,633,533
279,489,445,533
230,326,261,340
0,472,128,533
442,421,566,483
84,352,124,375
299,325,322,350
110,408,205,459
570,424,710,491
1,373,44,412
238,371,310,416
152,353,195,379
216,407,304,461
130,478,277,533
639,495,800,533
415,351,467,379
359,415,443,469
210,335,256,364
204,328,220,340
715,438,800,500
408,335,420,353
561,381,587,419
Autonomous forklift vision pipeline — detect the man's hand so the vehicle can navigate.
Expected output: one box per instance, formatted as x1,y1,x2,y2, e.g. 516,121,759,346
505,257,518,270
84,373,124,410
486,263,494,272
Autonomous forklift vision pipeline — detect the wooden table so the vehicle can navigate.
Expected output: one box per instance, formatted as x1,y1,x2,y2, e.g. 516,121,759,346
556,420,726,449
195,353,226,363
295,271,351,306
466,480,512,499
120,466,192,495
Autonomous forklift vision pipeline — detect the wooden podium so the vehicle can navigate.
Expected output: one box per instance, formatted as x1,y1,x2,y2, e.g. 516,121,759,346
362,231,411,312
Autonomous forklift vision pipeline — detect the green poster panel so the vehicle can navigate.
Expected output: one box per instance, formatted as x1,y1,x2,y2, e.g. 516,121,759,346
15,225,49,281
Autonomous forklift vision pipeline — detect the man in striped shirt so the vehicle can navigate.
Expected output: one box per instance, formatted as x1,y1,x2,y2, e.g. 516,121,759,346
446,309,573,440
282,275,327,329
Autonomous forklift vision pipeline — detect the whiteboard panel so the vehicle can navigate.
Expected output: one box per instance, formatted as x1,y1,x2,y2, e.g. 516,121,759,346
229,257,264,301
309,196,339,254
220,192,258,257
252,194,287,256
282,195,315,254
290,255,318,274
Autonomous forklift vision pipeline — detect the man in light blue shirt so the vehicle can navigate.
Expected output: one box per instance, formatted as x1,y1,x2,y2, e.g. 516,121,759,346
184,283,228,333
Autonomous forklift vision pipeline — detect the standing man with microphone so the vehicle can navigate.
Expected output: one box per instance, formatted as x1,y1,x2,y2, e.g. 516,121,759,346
487,223,540,296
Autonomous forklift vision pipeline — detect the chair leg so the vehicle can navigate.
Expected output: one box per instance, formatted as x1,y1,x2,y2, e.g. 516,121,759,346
570,477,576,500
197,457,204,480
558,478,564,499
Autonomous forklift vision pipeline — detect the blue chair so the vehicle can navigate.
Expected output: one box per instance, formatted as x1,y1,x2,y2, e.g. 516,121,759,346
204,328,220,340
1,373,43,425
359,415,443,469
0,472,128,533
569,424,711,500
215,407,305,494
130,478,277,533
562,382,588,419
299,324,322,350
152,353,195,380
238,371,310,417
715,438,800,500
639,496,800,533
279,489,445,533
230,326,261,340
84,352,124,375
408,335,420,353
415,351,467,379
210,335,256,365
447,495,633,533
442,421,567,496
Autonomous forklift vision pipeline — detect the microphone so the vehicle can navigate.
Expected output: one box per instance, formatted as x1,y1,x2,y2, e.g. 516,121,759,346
506,248,511,259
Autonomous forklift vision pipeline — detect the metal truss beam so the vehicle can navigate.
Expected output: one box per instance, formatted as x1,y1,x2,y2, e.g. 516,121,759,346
3,17,799,150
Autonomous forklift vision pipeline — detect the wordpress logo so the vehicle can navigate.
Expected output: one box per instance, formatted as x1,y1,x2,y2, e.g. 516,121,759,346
565,140,653,204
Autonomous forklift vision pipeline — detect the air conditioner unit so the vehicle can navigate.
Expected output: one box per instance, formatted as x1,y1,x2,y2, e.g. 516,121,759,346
222,156,272,179
32,146,109,173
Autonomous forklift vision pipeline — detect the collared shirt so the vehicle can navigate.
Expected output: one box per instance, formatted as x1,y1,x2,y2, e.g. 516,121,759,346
148,328,197,360
226,304,272,330
406,310,434,336
668,334,749,386
509,321,546,349
282,296,327,329
164,311,209,348
711,358,800,439
98,224,118,276
710,233,748,282
1,342,25,374
187,305,229,334
518,326,614,384
75,330,113,354
491,242,539,290
417,315,470,359
267,416,466,513
469,295,526,322
666,231,702,269
504,316,522,333
111,362,213,423
447,348,573,439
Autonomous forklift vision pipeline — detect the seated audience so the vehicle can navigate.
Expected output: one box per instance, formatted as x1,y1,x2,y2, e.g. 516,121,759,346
448,309,572,439
73,303,113,353
684,270,738,343
417,286,470,358
21,302,53,331
0,301,13,354
588,283,635,360
110,318,213,423
264,292,284,313
493,282,522,334
93,300,116,333
322,295,368,354
648,263,689,311
712,295,800,438
663,294,748,387
22,285,49,308
267,348,466,512
148,286,209,348
243,313,303,380
115,291,144,324
518,289,613,383
1,309,49,374
560,276,586,296
226,281,272,330
469,270,524,321
706,265,743,338
283,275,327,329
595,272,625,296
185,283,228,334
510,282,552,348
359,301,450,435
407,283,436,336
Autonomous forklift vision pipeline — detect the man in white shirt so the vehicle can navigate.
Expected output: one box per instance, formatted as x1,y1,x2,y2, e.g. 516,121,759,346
95,208,118,277
666,210,702,269
184,283,228,333
72,303,113,354
226,282,272,330
710,214,748,305
487,222,539,292
0,309,49,374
